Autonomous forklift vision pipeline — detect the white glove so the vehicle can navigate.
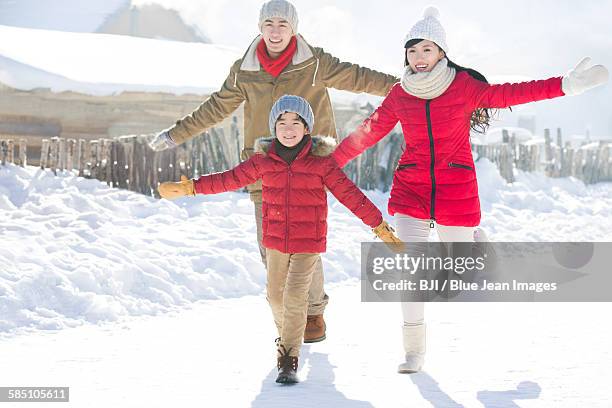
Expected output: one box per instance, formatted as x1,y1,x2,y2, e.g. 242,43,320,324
148,130,176,152
562,57,609,96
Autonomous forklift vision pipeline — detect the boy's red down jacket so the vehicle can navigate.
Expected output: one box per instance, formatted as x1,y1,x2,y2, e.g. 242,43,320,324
194,136,383,253
332,71,565,226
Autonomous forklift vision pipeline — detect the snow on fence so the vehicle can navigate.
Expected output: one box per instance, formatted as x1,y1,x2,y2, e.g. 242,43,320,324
1,127,611,194
473,128,612,184
0,138,27,167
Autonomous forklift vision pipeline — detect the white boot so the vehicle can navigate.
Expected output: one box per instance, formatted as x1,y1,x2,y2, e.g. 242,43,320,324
398,323,426,373
474,227,489,242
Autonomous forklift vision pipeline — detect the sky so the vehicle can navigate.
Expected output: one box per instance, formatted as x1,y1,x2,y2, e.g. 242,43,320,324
132,0,612,138
1,0,611,136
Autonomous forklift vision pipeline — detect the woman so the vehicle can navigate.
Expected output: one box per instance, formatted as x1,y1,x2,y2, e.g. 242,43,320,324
332,6,608,373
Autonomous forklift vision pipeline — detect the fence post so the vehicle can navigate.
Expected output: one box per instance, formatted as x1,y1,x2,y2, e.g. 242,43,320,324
6,140,15,164
89,140,99,179
19,139,27,167
499,143,515,183
564,142,574,178
556,128,564,177
66,139,76,172
544,128,553,176
77,139,86,176
49,137,60,175
40,139,50,169
0,139,8,165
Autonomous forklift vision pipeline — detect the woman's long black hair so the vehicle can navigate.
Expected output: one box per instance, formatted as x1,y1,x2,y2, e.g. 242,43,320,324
404,39,497,134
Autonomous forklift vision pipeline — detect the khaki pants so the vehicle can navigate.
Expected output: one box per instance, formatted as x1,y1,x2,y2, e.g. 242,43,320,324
266,248,320,357
250,190,328,315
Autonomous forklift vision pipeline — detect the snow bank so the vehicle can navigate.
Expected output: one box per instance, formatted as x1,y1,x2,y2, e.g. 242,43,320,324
1,161,611,334
0,164,377,334
475,158,612,241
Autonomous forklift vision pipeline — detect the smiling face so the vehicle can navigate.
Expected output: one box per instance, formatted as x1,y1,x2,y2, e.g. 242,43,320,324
261,17,294,59
405,39,446,73
275,112,308,147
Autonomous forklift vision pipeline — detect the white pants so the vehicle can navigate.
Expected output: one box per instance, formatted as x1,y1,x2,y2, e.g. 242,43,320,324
394,213,475,326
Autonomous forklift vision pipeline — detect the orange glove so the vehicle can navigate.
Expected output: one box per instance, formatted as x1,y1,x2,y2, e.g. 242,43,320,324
373,220,405,252
158,175,195,199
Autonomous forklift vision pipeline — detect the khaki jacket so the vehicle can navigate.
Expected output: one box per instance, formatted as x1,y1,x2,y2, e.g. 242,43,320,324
168,34,399,159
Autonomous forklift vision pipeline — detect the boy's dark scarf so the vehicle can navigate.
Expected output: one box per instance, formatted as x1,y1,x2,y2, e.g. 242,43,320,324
274,135,311,164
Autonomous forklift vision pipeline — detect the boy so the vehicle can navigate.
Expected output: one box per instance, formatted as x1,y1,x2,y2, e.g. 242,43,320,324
159,95,401,384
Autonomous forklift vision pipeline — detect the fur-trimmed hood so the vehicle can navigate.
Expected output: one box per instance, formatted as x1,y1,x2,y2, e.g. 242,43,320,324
253,135,336,157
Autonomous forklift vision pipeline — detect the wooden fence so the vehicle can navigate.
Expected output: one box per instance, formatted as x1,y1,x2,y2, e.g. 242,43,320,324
2,127,611,197
474,128,612,184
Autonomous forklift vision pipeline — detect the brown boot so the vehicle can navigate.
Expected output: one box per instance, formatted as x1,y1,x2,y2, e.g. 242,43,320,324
304,314,326,343
275,340,299,384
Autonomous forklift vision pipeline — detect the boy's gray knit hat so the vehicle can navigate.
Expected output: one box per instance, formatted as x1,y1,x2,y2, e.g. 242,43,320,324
259,0,299,34
269,95,314,136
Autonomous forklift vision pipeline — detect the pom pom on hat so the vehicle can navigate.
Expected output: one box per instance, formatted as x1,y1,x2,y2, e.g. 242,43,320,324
422,6,440,19
403,5,448,53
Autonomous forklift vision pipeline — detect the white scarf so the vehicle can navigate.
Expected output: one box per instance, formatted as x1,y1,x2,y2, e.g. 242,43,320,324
401,58,456,99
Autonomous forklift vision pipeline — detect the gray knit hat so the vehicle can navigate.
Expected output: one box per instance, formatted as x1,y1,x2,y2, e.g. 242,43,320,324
269,95,314,136
259,0,299,34
403,6,448,53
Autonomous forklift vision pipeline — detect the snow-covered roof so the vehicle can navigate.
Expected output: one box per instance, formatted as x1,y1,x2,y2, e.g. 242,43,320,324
0,25,241,96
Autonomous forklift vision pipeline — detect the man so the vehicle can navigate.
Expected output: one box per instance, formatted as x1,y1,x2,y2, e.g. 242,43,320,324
149,0,399,343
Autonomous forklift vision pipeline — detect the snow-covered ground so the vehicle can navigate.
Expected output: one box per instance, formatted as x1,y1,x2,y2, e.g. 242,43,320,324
3,283,610,407
1,160,611,407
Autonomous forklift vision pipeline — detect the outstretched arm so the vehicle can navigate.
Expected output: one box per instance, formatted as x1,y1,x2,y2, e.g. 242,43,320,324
468,57,608,109
322,158,383,228
158,155,262,199
318,50,399,96
322,158,403,248
167,63,246,146
193,155,262,194
332,89,400,168
467,75,565,110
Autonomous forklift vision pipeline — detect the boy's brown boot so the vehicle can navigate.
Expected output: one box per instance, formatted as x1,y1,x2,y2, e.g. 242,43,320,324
275,341,299,384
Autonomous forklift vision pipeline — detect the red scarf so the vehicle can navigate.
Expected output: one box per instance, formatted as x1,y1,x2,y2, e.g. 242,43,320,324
256,36,297,78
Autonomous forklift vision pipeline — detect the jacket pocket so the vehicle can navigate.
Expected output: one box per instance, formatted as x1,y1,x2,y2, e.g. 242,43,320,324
396,163,417,171
448,162,474,171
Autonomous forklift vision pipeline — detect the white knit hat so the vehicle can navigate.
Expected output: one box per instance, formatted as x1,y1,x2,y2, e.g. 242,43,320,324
403,6,448,53
259,0,299,34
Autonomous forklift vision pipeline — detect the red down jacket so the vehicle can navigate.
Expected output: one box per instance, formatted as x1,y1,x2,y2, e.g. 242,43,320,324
194,136,383,253
332,71,565,226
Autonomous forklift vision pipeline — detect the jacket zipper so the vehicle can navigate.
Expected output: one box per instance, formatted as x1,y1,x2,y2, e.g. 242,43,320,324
285,164,292,253
448,162,474,171
425,100,436,229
